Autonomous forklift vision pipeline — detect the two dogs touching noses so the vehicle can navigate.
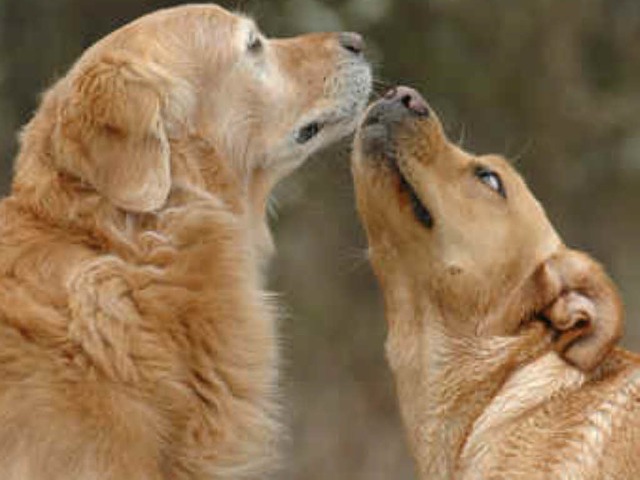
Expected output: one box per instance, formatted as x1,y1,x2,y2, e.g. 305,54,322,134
0,3,637,480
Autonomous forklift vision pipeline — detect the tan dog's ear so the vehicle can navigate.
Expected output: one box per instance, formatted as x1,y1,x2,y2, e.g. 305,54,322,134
536,249,623,372
57,53,171,212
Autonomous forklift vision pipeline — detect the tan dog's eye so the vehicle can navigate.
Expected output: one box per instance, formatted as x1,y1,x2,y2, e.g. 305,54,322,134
475,166,506,198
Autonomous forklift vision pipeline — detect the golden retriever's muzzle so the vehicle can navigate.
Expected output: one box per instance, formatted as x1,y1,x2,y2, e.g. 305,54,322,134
273,31,371,166
296,32,364,145
296,33,368,144
359,86,433,228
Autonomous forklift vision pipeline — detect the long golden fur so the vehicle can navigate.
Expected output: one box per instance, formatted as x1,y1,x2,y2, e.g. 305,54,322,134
352,86,640,479
0,4,370,479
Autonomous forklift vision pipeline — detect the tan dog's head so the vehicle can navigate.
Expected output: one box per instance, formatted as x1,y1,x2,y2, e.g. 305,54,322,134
15,4,371,218
352,86,623,371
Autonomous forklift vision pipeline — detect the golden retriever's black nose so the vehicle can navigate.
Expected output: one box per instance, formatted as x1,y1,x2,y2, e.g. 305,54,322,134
339,32,365,55
384,86,430,116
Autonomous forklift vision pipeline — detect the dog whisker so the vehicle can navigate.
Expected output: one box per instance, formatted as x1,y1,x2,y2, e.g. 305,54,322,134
456,123,467,149
339,247,371,275
509,139,534,166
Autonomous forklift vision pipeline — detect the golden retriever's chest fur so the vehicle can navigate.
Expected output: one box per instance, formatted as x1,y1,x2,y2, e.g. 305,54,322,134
0,197,280,479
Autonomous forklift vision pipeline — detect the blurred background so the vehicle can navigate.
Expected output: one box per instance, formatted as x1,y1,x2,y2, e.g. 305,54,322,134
1,0,640,478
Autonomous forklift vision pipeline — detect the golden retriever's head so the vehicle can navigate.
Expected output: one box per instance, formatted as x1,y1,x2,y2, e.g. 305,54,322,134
352,87,622,371
15,4,371,217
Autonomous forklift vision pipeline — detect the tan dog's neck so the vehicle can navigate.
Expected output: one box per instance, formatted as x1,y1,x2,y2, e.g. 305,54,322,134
385,298,552,478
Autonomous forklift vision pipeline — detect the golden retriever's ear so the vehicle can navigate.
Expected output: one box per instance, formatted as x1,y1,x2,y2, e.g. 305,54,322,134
536,249,623,372
57,54,171,212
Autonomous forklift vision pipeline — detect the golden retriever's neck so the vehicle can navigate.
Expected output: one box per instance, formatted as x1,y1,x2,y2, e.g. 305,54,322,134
11,171,136,257
169,134,276,260
385,299,552,478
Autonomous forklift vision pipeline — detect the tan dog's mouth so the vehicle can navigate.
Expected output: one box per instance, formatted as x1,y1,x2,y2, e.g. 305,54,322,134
358,86,434,229
392,161,434,229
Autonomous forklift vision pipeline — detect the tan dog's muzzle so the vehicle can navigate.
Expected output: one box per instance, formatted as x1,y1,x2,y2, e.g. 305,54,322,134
358,86,431,159
356,86,436,229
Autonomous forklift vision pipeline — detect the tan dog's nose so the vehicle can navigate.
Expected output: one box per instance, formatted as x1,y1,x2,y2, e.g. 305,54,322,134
361,85,430,130
384,86,430,116
339,32,365,55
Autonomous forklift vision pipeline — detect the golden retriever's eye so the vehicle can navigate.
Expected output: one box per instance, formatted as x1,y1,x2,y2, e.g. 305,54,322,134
247,32,263,53
475,166,507,198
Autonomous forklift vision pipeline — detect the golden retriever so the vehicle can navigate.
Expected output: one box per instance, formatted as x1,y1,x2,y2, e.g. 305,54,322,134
0,4,370,479
352,86,640,479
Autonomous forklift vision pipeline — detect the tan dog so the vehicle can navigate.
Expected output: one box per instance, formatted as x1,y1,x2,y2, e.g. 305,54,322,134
352,87,640,479
0,4,370,479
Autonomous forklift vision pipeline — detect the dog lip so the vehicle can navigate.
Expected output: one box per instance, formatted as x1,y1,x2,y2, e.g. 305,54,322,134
362,100,389,128
358,101,433,229
393,162,434,229
297,98,367,145
296,121,323,144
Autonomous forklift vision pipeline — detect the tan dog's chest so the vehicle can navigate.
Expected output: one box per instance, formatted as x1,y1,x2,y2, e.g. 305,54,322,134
459,352,640,479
